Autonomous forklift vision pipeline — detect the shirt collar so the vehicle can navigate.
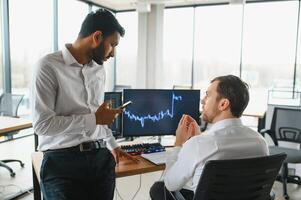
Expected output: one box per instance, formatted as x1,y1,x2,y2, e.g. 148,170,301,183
62,44,97,68
62,44,81,67
208,118,242,133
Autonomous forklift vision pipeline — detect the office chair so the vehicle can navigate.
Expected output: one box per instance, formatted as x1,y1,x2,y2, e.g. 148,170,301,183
0,93,24,117
168,153,286,200
0,93,25,177
261,107,301,200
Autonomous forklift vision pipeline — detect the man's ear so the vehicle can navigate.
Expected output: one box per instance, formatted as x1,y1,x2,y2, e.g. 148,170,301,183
219,98,230,111
92,31,103,46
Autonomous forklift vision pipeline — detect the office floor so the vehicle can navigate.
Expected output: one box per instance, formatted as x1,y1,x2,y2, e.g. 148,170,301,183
1,135,301,200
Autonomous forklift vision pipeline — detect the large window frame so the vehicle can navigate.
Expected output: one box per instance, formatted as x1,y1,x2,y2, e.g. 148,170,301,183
1,0,301,108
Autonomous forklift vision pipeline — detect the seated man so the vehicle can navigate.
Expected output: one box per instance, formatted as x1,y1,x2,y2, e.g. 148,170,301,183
150,75,269,200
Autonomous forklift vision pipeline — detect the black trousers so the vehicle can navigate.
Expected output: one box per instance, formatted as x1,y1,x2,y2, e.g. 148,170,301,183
40,148,116,200
150,181,194,200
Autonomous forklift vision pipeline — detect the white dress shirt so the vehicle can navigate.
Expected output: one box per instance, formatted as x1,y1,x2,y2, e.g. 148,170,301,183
164,118,269,192
32,44,118,151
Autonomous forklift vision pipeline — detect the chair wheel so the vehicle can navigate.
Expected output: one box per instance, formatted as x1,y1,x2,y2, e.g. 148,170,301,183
284,194,289,200
21,163,25,167
10,172,16,177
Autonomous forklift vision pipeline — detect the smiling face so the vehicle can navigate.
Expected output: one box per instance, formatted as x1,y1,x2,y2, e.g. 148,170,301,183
201,80,223,123
92,31,120,65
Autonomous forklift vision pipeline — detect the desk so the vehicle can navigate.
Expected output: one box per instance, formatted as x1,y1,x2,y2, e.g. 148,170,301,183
32,152,165,200
0,116,32,135
243,106,266,132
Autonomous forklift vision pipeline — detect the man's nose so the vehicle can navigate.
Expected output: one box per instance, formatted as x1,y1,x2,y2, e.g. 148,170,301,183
201,97,205,104
110,48,115,57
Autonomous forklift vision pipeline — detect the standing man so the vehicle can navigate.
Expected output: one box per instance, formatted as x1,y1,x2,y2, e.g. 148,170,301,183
32,9,130,200
150,75,269,200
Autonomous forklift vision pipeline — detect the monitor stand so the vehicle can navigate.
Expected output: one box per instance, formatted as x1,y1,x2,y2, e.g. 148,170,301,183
158,136,162,144
124,137,134,141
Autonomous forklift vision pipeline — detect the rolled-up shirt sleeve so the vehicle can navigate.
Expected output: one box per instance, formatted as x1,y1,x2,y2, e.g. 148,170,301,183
103,126,118,150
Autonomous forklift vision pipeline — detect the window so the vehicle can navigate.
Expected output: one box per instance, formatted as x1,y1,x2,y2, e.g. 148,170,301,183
0,2,3,93
242,1,298,109
9,0,53,116
58,0,89,49
193,5,242,91
115,12,138,88
161,8,194,89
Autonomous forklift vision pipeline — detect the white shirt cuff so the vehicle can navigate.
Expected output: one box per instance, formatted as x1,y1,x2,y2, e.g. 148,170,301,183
105,135,119,150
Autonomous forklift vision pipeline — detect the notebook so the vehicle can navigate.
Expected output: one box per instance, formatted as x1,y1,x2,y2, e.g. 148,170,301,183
141,151,167,165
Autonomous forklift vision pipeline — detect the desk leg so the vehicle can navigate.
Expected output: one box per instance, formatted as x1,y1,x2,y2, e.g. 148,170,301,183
32,164,42,200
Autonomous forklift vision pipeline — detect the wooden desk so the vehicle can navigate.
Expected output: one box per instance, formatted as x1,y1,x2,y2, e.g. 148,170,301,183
32,152,165,200
243,105,267,132
0,116,32,135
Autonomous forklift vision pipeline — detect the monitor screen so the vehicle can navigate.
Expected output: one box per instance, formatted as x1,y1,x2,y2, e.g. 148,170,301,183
104,92,122,137
123,89,200,137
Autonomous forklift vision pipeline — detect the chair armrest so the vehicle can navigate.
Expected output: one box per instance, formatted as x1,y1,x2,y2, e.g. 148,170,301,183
168,191,186,200
260,129,278,146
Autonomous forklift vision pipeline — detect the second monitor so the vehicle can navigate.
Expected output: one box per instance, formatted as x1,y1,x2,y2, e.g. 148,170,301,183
123,89,200,137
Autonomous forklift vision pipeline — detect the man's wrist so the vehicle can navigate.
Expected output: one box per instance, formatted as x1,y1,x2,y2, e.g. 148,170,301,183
95,113,100,124
174,140,183,147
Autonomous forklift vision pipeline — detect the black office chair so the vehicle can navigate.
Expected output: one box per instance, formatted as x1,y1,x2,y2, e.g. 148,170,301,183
0,93,25,177
261,107,301,200
168,153,286,200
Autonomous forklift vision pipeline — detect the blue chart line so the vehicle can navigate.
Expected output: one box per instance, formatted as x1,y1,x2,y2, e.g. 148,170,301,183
124,93,182,127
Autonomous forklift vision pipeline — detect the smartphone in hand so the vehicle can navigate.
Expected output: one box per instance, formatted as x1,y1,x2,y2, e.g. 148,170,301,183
118,101,132,109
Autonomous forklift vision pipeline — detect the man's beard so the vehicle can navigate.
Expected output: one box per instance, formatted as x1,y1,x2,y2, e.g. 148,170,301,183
92,43,105,65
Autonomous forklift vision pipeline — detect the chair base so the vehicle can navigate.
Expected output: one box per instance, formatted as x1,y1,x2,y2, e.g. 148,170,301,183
0,159,25,177
276,173,301,200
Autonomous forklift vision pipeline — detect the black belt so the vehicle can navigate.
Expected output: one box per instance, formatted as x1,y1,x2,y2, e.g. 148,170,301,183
44,139,106,153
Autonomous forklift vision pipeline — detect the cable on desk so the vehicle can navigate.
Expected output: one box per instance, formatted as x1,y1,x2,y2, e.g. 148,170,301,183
115,174,142,200
148,170,166,200
131,174,142,200
115,186,125,200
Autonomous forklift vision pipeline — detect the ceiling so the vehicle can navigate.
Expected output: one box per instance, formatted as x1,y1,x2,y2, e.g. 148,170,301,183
84,0,233,11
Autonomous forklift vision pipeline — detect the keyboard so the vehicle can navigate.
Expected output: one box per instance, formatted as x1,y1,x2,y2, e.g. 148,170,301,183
141,151,167,165
121,142,165,155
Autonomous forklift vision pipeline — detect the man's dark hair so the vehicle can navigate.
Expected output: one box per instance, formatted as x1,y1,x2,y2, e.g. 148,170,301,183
211,75,249,118
78,9,125,38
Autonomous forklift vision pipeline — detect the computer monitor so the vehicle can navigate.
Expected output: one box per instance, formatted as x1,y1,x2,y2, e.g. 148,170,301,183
104,92,122,137
123,89,200,137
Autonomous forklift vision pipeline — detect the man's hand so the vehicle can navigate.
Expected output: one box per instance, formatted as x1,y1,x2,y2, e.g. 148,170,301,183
186,115,201,137
95,102,123,125
175,115,201,147
111,147,138,164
